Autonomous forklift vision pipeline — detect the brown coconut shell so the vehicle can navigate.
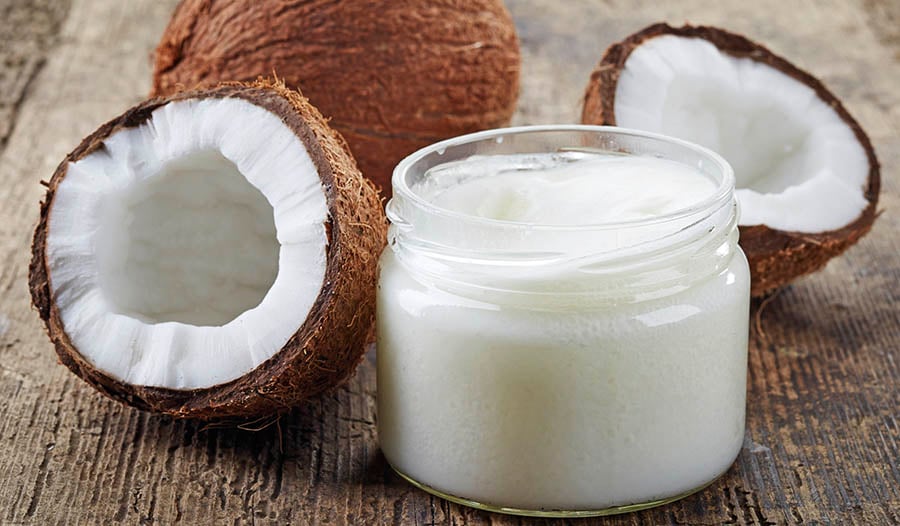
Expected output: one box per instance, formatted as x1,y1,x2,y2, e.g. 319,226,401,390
29,80,387,420
151,0,521,198
582,23,880,297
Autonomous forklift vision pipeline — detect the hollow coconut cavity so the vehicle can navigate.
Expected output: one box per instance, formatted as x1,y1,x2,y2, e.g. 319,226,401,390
29,81,386,419
582,23,880,296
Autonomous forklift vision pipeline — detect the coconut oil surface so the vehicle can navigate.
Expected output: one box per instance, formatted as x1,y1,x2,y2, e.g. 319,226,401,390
416,153,717,225
377,130,750,516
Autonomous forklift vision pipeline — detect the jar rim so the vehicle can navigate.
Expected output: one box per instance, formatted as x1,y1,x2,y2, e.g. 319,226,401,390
391,125,735,232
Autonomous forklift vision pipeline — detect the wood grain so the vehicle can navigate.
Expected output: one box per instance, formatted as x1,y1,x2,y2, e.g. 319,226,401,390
0,0,898,524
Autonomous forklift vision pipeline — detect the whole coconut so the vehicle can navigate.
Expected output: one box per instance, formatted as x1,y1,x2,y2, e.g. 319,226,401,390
152,0,521,196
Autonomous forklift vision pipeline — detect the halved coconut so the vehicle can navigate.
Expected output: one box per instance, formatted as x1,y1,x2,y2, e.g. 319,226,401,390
29,80,386,419
582,23,880,296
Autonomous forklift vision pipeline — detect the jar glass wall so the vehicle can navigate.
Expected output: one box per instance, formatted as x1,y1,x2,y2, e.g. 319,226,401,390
376,125,750,517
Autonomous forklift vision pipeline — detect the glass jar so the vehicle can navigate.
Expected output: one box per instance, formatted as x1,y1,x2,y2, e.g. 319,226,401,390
376,125,750,517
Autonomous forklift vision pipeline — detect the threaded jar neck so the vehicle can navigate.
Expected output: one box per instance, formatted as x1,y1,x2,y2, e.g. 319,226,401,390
387,125,739,306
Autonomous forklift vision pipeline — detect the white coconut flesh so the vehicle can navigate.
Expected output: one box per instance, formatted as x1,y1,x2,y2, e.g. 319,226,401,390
46,98,328,390
613,35,869,233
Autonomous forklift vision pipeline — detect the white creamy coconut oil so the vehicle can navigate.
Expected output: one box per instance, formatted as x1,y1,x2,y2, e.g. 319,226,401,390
377,126,750,517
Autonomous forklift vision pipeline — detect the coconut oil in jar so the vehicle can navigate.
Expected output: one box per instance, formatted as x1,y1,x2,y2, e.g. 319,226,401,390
377,126,750,517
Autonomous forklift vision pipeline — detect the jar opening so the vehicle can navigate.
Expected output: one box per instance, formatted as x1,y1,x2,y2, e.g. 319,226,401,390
386,125,739,303
390,125,735,233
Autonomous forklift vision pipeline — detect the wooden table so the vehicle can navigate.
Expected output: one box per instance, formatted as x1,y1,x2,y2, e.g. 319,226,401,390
1,0,898,524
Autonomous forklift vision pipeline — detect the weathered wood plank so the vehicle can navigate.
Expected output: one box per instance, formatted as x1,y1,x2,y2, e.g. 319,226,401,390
0,0,897,524
0,0,70,152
